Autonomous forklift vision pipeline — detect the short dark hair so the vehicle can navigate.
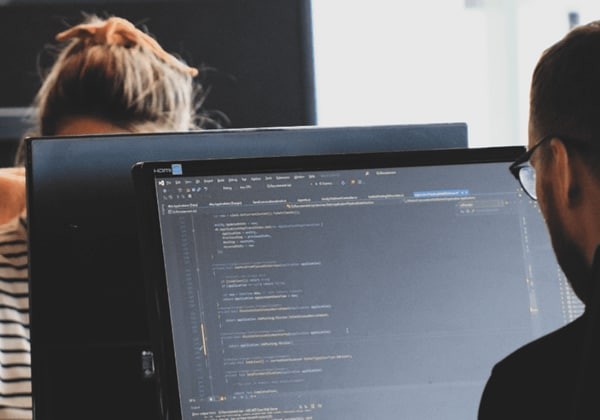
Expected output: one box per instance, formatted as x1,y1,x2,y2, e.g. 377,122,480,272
530,21,600,178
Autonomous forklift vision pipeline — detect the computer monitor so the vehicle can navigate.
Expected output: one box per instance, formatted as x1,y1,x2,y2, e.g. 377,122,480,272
0,0,315,128
131,147,581,419
26,123,467,419
0,108,31,166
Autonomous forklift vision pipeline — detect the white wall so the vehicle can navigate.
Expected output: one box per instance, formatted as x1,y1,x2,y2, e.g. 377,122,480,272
312,0,600,147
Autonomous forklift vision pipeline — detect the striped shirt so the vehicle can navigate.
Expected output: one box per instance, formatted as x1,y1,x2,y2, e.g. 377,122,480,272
0,214,30,419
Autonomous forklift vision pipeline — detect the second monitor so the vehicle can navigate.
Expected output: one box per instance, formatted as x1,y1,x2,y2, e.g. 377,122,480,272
27,123,467,419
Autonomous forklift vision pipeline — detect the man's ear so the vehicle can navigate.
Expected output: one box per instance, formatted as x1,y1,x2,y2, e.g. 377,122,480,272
548,138,581,206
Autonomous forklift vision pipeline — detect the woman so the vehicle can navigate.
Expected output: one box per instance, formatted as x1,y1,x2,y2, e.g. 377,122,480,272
1,15,209,418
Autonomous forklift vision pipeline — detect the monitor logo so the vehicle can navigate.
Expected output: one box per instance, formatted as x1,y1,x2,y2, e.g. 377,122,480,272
153,168,171,174
171,164,183,176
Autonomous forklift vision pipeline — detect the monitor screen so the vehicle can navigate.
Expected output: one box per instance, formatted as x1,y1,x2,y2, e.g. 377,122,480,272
26,124,467,419
0,108,31,166
135,147,582,419
0,0,315,129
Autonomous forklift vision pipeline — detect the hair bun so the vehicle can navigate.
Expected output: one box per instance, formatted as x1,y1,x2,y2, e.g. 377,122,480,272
56,17,198,76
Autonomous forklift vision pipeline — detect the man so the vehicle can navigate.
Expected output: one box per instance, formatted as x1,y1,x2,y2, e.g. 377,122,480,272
478,21,600,419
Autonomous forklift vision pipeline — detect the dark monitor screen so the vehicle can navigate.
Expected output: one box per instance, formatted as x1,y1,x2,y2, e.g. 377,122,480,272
0,0,315,128
26,124,467,419
132,147,582,419
0,108,31,166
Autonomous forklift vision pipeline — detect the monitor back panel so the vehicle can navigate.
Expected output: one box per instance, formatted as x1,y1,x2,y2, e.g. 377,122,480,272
27,124,467,419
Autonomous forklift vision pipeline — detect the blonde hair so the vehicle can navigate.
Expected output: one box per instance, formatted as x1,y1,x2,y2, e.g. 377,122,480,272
16,15,210,164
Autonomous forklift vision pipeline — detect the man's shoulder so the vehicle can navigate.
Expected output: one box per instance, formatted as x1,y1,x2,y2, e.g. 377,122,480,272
478,314,588,419
494,314,587,375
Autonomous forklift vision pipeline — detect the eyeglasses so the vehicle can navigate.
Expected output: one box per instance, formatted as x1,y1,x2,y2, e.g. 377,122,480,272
509,135,553,201
509,135,597,200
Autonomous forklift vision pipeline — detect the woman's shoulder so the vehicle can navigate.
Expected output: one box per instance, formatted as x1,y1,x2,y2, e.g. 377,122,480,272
0,166,26,228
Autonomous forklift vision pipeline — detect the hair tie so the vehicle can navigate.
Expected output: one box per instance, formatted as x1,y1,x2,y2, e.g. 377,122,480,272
55,16,198,77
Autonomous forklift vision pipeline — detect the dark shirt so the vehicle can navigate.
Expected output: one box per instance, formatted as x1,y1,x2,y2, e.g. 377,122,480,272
478,313,588,420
